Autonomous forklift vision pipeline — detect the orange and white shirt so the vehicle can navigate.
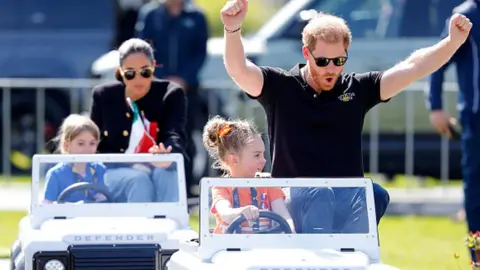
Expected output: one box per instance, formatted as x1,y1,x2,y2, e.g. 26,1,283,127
211,187,285,234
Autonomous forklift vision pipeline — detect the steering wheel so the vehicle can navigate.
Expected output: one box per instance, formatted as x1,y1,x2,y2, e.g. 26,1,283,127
57,182,114,203
225,210,293,234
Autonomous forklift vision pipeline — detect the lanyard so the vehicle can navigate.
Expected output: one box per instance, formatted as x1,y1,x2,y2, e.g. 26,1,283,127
232,187,259,233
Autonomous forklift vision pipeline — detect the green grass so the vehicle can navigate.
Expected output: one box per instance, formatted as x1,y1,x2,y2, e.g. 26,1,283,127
379,216,470,270
0,211,472,269
0,211,25,258
0,175,30,184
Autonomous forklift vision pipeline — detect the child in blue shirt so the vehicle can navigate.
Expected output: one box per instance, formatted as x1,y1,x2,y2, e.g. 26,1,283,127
43,114,108,203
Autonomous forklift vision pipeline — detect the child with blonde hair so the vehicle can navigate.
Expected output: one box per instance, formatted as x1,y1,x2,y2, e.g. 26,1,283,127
203,116,295,234
43,114,107,203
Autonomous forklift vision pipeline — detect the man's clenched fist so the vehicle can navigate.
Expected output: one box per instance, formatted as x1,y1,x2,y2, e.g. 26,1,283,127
220,0,248,31
449,13,473,46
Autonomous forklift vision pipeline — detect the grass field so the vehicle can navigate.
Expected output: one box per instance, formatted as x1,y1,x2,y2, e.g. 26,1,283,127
0,211,472,269
0,211,25,258
0,175,30,184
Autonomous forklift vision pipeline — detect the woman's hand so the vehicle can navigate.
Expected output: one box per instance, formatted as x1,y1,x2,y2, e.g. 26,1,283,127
149,143,172,153
149,143,173,168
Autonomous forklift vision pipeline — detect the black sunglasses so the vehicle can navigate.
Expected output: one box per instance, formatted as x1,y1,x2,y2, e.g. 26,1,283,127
122,67,154,80
308,48,348,67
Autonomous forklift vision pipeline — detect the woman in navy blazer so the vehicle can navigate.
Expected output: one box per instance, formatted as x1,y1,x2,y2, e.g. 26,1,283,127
89,38,187,203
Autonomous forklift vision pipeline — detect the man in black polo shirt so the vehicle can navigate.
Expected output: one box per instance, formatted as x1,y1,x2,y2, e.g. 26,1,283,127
220,0,472,232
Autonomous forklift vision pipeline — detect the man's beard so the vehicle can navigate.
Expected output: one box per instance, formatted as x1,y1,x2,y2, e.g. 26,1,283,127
309,65,339,91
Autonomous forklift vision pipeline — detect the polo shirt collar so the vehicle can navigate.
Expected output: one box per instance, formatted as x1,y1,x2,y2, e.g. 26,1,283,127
67,162,96,176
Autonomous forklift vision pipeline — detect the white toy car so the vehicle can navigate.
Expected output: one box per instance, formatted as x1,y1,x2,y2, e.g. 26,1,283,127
168,177,400,270
10,153,197,270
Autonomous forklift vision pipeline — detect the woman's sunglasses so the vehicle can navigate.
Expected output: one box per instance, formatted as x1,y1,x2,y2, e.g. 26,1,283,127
122,67,154,80
308,48,348,67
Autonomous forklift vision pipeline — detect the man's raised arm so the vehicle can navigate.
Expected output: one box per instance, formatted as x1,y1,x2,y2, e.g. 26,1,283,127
221,0,264,98
379,14,472,101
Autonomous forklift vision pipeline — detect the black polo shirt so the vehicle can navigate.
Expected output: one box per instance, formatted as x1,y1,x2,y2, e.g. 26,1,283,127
248,64,388,178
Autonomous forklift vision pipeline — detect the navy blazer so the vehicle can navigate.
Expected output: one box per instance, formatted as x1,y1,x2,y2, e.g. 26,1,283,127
89,79,188,161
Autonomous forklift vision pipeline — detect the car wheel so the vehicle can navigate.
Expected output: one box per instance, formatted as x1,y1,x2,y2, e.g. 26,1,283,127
161,255,171,270
10,240,21,270
10,254,25,270
12,252,25,270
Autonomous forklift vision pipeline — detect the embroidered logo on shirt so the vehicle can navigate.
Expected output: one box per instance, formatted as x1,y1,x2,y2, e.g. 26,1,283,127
338,92,355,102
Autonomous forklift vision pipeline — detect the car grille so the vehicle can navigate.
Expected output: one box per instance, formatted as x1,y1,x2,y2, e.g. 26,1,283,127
69,244,160,270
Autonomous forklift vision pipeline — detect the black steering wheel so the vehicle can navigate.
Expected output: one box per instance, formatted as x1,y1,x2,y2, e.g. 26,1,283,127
57,182,114,203
225,210,293,234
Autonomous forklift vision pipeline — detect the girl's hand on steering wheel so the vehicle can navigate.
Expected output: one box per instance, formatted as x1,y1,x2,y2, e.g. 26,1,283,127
66,200,84,204
94,193,107,202
149,143,173,168
239,205,260,221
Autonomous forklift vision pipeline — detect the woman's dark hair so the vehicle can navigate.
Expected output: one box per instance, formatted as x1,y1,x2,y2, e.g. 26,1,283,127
115,38,155,82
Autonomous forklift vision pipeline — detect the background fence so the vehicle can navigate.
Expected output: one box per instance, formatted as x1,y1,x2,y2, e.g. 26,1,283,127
1,78,460,189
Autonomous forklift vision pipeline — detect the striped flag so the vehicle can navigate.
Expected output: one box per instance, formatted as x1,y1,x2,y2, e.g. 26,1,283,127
125,98,158,154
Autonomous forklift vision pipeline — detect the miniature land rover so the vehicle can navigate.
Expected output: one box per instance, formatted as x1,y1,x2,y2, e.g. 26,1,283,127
168,177,400,270
10,153,197,270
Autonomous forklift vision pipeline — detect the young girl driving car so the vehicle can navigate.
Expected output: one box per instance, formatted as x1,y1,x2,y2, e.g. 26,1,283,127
203,116,295,234
43,114,108,204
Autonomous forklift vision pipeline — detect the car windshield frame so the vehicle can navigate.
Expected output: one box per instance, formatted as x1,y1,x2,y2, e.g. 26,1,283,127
198,177,380,262
29,153,189,228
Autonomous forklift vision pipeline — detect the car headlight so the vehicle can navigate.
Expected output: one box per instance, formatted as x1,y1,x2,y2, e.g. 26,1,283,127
43,259,65,270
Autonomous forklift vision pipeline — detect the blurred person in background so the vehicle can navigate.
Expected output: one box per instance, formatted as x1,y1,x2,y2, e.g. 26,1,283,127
135,0,209,198
427,0,480,261
114,0,149,48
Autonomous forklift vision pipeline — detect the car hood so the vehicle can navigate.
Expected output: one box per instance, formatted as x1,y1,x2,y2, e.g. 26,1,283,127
35,217,196,244
211,248,371,269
